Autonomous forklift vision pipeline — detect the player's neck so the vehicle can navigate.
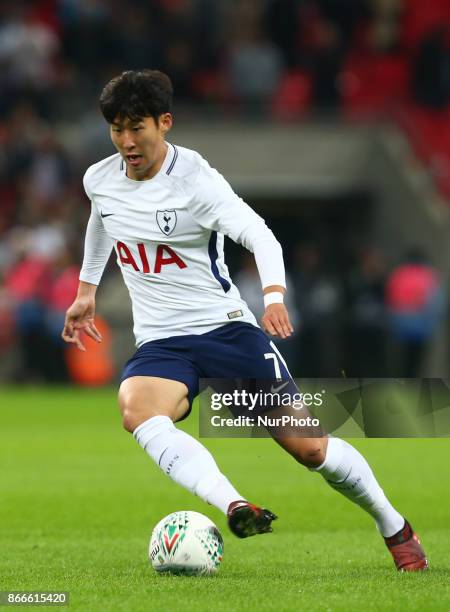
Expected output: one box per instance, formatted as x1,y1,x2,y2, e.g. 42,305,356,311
148,141,168,179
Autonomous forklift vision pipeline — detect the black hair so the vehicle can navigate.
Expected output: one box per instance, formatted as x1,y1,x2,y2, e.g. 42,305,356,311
99,69,173,124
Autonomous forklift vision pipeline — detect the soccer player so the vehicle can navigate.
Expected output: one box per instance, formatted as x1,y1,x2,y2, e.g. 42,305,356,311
62,70,427,571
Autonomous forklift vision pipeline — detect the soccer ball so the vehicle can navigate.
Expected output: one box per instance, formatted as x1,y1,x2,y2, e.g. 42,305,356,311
149,511,224,576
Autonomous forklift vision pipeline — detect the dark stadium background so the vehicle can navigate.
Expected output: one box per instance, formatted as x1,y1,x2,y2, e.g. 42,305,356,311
0,0,449,385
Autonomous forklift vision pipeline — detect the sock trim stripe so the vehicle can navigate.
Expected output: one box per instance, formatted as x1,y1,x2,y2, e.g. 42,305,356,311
158,447,169,467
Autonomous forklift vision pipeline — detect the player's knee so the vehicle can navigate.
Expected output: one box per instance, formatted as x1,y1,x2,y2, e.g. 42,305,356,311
121,408,140,433
118,388,152,433
120,402,165,433
119,394,137,432
294,440,326,468
274,435,327,467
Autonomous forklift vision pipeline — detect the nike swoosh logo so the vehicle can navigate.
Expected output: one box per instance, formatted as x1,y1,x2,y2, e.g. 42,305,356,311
270,381,290,393
101,212,114,218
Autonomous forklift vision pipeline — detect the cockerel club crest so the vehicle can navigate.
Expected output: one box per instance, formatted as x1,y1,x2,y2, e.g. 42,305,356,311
156,210,177,236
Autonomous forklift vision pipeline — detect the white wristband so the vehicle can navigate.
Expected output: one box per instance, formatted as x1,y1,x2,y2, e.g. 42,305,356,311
264,291,284,307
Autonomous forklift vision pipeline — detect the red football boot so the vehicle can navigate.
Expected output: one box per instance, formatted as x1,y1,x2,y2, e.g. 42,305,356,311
227,501,277,538
384,520,428,571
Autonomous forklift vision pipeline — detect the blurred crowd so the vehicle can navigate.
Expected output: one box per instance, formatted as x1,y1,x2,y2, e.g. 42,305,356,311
1,0,449,117
0,0,448,197
0,0,449,383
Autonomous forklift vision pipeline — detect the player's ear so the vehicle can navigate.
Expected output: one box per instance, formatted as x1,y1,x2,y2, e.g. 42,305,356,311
158,113,173,135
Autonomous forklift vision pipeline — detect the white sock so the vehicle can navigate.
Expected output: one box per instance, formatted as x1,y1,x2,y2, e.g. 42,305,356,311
133,415,243,514
311,437,405,537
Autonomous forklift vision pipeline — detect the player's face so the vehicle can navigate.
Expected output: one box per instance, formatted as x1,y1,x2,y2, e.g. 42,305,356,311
110,114,172,180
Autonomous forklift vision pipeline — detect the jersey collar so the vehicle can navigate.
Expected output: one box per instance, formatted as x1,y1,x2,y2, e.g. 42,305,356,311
119,142,177,183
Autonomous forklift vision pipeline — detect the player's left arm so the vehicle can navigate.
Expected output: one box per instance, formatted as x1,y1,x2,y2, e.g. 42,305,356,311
261,285,294,339
189,159,294,339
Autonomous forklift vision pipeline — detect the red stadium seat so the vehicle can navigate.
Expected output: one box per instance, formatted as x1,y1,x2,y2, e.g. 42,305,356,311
399,104,450,198
340,54,410,119
191,70,225,102
402,0,450,50
271,71,312,120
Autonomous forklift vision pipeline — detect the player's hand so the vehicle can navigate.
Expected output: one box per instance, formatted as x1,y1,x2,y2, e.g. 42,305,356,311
61,297,102,351
261,303,294,339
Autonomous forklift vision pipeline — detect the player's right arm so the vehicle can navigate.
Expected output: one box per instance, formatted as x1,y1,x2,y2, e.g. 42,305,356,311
62,168,113,351
62,280,101,351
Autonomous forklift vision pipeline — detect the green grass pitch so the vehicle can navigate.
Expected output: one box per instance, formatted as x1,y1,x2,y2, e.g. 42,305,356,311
1,387,449,611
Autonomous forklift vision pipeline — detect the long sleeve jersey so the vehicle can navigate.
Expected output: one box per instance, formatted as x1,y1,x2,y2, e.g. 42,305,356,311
80,143,286,347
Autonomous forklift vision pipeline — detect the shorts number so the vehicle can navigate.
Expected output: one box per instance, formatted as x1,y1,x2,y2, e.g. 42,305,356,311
264,352,282,380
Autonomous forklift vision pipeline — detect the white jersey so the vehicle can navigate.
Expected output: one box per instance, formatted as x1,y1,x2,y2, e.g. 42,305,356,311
80,143,286,346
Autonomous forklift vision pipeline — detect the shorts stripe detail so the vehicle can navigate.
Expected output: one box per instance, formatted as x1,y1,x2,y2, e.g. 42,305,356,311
166,144,178,175
269,340,293,378
208,231,231,293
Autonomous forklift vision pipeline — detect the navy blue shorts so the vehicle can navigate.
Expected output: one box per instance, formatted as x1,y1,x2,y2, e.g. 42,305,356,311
120,322,297,419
